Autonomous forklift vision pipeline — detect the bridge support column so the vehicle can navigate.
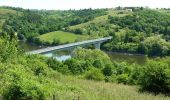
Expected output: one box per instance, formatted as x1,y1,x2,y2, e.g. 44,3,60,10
94,42,101,49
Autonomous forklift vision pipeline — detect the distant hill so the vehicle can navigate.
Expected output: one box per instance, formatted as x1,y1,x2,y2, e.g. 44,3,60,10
0,7,22,32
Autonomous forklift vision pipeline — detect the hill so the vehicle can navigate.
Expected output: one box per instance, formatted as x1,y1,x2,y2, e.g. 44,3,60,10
51,75,170,100
1,38,170,99
69,9,132,30
36,31,88,45
0,7,21,32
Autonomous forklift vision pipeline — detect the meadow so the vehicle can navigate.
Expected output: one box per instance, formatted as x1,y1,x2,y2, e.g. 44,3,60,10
37,31,88,44
55,75,170,100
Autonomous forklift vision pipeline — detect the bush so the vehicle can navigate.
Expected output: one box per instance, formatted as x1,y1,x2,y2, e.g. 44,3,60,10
1,64,52,100
52,39,60,45
139,60,170,93
46,57,62,70
128,66,142,85
84,68,104,81
93,59,104,69
114,62,132,75
116,74,129,84
102,64,113,76
105,75,117,82
64,58,86,75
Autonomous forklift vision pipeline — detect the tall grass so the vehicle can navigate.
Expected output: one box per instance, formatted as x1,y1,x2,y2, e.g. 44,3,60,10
53,75,170,100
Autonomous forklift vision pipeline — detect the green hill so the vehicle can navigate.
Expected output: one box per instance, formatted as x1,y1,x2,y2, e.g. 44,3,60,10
37,31,89,45
69,9,132,30
0,7,21,32
51,75,170,100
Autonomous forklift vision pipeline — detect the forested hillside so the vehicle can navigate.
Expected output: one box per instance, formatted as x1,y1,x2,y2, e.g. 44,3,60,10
1,6,170,100
1,7,170,57
0,6,107,41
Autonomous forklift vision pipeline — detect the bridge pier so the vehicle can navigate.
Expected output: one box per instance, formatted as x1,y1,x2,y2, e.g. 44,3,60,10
94,42,101,49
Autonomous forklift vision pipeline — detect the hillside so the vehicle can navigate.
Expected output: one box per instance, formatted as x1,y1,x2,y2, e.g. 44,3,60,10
51,75,170,100
36,31,89,45
0,7,21,32
1,37,170,99
1,6,170,99
69,9,132,30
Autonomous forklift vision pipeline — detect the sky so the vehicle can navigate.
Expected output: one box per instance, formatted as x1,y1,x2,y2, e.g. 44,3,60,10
0,0,170,10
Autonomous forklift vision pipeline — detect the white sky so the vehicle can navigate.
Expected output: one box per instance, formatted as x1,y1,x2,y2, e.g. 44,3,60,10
0,0,170,10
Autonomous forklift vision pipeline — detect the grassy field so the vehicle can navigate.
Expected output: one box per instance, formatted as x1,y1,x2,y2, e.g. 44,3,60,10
37,31,88,44
54,75,170,100
0,8,18,15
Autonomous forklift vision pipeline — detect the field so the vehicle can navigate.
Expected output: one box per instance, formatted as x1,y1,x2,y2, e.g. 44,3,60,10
37,31,88,44
0,8,18,15
54,75,170,100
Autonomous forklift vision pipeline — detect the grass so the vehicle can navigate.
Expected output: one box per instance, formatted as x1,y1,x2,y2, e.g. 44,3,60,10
0,19,5,31
0,8,18,15
37,31,88,44
54,75,170,100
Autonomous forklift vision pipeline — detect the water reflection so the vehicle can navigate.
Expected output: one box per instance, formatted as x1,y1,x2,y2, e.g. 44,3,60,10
43,50,71,61
106,52,147,65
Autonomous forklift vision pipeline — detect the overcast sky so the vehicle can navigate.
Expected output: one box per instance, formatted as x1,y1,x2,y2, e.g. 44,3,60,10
0,0,170,10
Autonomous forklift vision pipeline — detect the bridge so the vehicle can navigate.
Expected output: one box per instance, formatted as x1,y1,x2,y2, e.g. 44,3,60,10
27,37,112,54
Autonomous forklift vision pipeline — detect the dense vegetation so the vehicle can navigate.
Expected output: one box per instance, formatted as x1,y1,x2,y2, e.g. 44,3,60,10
1,6,170,56
0,6,106,42
1,37,170,99
1,6,170,100
103,10,170,56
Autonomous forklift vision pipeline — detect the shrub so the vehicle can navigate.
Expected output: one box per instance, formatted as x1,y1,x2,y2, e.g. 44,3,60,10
84,68,104,81
64,58,86,74
102,64,113,76
52,39,60,45
46,57,62,70
1,64,52,100
114,62,132,75
128,66,142,85
93,59,104,68
105,75,117,82
116,74,129,84
139,60,170,93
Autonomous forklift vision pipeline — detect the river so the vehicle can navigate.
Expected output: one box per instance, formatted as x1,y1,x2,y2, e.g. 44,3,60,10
20,42,147,65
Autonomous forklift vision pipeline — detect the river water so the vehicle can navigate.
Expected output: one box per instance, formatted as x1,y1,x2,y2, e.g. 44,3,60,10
20,42,147,65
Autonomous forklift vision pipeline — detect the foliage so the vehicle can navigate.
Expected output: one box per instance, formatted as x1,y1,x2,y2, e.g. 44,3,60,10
1,7,106,42
102,64,113,76
84,68,104,81
139,60,170,93
0,36,84,99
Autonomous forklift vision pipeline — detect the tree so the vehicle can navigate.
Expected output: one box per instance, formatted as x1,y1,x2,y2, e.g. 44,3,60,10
139,60,170,93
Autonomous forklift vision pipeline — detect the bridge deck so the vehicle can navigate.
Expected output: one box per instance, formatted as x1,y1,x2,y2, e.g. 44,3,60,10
27,37,112,54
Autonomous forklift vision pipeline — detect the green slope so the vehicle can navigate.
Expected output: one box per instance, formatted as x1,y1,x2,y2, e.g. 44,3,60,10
54,75,170,100
69,9,132,30
0,7,21,32
37,31,88,44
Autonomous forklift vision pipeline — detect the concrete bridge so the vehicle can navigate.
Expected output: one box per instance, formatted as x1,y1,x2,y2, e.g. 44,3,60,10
27,37,112,54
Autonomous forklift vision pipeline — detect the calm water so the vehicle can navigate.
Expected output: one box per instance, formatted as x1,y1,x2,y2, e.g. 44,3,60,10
42,50,71,61
106,52,147,65
20,42,147,65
